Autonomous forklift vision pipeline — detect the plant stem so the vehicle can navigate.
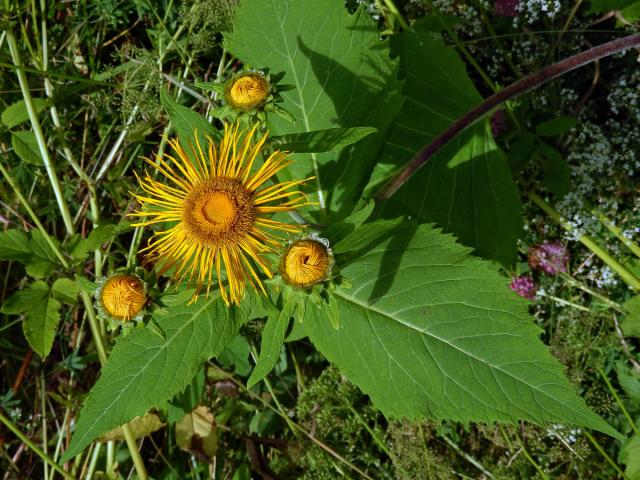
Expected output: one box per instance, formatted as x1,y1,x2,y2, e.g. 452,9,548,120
0,161,69,268
0,410,76,480
597,366,638,435
559,273,625,313
537,291,591,312
4,27,74,235
441,435,495,479
519,444,549,480
382,0,409,30
528,192,640,291
376,34,640,201
584,431,629,479
594,210,640,260
79,292,148,480
41,373,49,480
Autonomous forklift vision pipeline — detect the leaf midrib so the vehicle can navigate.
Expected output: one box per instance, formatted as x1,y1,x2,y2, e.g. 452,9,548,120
333,286,590,421
270,0,325,209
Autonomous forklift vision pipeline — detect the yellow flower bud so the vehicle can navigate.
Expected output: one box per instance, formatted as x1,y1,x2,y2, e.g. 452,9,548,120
99,274,146,321
281,238,332,288
225,72,269,111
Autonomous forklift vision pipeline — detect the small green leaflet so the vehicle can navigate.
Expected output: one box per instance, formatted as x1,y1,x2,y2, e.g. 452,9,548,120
620,433,640,480
622,295,640,337
70,223,128,261
247,300,292,388
0,229,61,279
159,89,217,162
12,131,43,166
52,278,82,304
1,281,61,358
0,229,32,262
2,98,47,128
269,127,377,153
306,219,620,438
61,296,248,462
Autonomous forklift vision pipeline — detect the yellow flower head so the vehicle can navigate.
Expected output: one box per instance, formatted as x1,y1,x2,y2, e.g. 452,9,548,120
98,274,146,321
131,123,314,305
224,72,270,111
281,235,333,288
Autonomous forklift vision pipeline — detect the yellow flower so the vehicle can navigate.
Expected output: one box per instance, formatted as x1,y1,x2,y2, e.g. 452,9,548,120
224,72,269,111
281,236,332,288
98,274,146,321
130,123,313,305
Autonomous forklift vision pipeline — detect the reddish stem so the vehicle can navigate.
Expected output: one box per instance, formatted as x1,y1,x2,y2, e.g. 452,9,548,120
376,34,640,202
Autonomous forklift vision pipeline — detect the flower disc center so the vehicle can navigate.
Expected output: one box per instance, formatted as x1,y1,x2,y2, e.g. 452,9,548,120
183,178,256,245
202,191,235,227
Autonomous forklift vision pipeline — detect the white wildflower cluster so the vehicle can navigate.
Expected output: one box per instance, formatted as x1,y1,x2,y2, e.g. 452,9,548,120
592,266,619,289
432,0,484,37
608,69,640,123
516,0,562,24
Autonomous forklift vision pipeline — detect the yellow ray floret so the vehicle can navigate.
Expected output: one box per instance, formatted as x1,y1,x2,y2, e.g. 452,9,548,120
130,123,314,305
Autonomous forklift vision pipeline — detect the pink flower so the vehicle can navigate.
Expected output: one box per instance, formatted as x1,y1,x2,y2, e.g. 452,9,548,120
528,242,569,276
495,0,519,17
510,275,536,300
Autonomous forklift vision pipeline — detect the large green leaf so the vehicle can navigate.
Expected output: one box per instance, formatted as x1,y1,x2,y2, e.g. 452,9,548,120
305,220,619,437
61,297,248,461
377,31,522,265
1,281,61,358
225,0,402,218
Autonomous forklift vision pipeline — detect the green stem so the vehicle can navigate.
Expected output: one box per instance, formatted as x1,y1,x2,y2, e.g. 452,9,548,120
441,435,495,479
528,192,640,291
4,27,74,235
597,366,638,435
382,0,409,30
519,444,549,480
79,292,148,480
41,373,49,480
0,410,76,480
249,345,299,436
537,291,591,312
558,273,625,313
0,161,69,268
594,210,640,260
345,403,391,457
584,431,629,479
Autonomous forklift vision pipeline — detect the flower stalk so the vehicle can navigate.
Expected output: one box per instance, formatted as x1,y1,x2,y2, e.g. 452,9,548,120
4,26,75,236
376,34,640,202
79,291,148,480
